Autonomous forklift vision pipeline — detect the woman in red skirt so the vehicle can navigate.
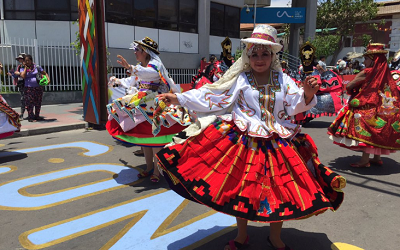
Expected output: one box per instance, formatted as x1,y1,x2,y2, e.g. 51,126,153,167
157,25,346,250
328,43,400,167
106,37,192,182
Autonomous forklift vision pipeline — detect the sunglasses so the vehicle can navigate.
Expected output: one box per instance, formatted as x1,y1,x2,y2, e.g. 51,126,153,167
134,47,143,52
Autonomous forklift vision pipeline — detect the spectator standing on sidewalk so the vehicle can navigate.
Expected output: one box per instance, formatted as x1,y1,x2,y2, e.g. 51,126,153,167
20,54,50,122
7,53,26,119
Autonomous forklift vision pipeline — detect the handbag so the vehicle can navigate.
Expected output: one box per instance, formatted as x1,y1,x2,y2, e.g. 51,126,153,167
36,66,49,86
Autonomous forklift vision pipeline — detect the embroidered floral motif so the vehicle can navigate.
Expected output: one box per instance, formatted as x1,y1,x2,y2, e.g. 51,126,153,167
392,121,400,132
245,71,280,121
238,90,256,117
379,84,399,116
205,90,232,109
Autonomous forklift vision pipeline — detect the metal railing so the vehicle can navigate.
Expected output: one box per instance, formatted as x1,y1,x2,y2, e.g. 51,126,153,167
0,37,198,93
279,51,302,71
0,37,81,92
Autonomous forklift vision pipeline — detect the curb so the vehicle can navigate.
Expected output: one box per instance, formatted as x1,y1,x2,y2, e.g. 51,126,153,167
10,122,87,138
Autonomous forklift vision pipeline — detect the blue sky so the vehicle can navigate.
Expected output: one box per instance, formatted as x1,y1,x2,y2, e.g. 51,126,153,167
270,0,389,7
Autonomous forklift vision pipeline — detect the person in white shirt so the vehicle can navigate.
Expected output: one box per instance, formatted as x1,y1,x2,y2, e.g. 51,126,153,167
318,55,327,71
156,24,346,250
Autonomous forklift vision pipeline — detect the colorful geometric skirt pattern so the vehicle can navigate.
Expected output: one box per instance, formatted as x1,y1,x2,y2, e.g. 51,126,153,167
157,120,346,223
106,118,186,147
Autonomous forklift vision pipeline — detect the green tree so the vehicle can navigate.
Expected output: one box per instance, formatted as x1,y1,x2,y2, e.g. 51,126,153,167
316,0,379,65
310,33,341,60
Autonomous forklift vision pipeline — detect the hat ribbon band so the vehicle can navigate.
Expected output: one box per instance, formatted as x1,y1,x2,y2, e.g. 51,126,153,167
250,33,276,43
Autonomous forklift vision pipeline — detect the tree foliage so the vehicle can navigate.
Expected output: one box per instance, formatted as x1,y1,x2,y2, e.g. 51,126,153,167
316,0,379,64
310,34,341,59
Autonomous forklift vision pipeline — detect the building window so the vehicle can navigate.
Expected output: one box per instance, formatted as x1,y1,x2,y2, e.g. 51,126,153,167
344,37,352,47
179,0,197,33
210,2,240,38
105,0,134,25
157,0,178,31
3,0,198,33
133,0,156,28
3,0,78,21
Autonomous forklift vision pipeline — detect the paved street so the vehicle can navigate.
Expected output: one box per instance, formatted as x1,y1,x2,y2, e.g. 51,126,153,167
0,116,399,250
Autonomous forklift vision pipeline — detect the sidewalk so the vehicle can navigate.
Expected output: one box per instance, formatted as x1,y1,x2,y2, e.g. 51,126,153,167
11,103,87,137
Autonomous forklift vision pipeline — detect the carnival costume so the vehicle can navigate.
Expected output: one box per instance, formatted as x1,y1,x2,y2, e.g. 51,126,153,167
0,95,21,139
328,43,400,154
157,25,346,223
294,69,345,123
106,37,192,147
293,42,345,124
192,37,233,89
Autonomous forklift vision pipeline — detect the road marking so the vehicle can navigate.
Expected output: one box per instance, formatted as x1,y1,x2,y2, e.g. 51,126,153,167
19,190,236,250
0,141,112,158
48,158,64,163
0,165,17,174
0,163,141,210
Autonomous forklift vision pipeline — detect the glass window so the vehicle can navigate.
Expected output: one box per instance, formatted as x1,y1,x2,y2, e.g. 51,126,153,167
210,3,224,36
36,0,69,10
134,0,156,18
105,0,133,25
36,11,70,21
105,0,133,16
210,3,240,38
180,0,196,24
4,0,34,10
5,11,35,20
224,5,240,38
70,0,78,13
157,21,178,31
158,0,178,22
135,19,156,28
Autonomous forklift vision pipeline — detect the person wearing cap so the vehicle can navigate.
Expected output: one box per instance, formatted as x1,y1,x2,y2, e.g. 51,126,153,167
106,36,192,183
7,53,26,119
328,43,400,167
157,24,346,250
20,54,50,122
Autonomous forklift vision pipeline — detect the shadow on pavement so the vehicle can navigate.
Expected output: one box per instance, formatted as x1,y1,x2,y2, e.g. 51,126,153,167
0,151,28,163
302,120,332,129
177,226,334,250
328,155,400,176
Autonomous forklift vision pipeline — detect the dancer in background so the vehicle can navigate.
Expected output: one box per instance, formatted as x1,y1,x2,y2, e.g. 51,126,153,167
106,37,192,183
0,95,21,139
328,43,400,167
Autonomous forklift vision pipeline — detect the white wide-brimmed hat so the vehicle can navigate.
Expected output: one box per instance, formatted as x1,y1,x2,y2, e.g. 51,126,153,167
241,24,283,54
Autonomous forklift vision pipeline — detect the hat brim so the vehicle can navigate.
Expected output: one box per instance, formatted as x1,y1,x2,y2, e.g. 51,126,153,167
363,50,388,56
15,57,24,60
133,40,160,54
241,38,283,54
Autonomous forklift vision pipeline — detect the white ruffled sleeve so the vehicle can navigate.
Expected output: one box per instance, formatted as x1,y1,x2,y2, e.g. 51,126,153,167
282,73,317,116
130,64,160,81
176,79,243,113
118,76,138,89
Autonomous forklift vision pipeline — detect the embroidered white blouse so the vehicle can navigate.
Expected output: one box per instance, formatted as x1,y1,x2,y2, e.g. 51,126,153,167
116,64,169,94
176,70,317,139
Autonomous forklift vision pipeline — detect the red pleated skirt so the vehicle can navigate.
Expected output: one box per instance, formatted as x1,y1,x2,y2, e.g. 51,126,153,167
157,120,345,223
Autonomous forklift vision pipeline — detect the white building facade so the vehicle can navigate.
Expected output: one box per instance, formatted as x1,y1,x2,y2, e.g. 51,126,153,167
0,0,245,69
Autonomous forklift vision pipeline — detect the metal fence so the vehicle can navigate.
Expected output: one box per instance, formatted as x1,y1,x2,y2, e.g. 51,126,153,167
1,37,197,93
0,37,81,92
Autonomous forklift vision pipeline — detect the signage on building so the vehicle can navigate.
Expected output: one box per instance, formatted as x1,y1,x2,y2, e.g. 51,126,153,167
241,7,306,24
